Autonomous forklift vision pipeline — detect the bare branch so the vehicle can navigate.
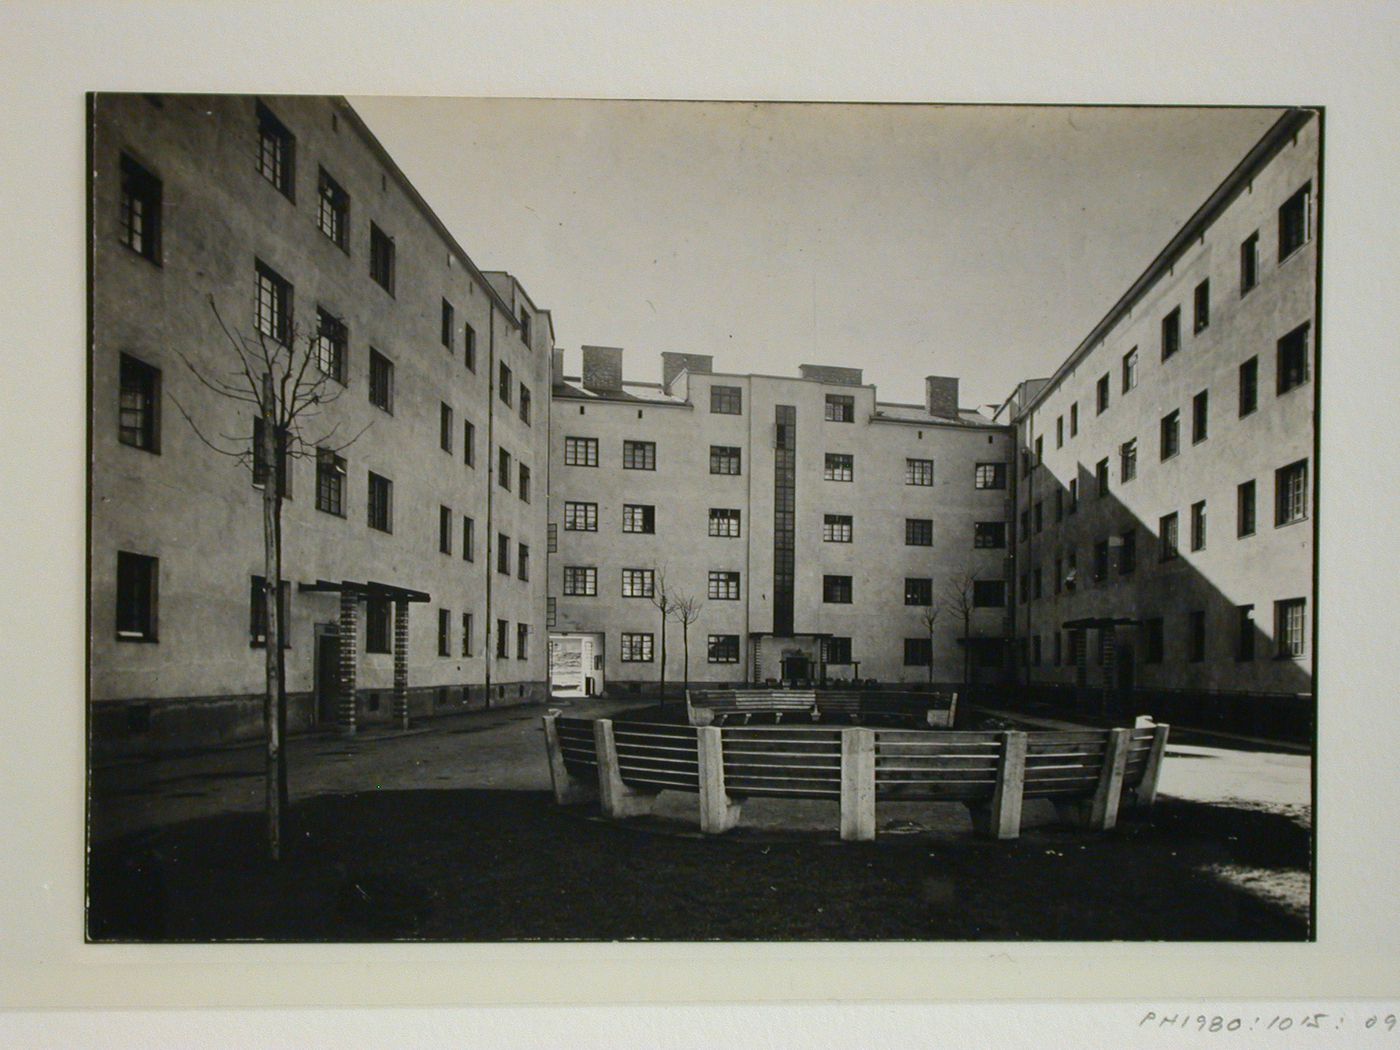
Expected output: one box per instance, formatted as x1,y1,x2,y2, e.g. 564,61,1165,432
169,393,247,460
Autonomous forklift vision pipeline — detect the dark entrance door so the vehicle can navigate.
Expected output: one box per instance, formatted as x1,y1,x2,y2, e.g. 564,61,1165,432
314,629,339,725
782,654,810,685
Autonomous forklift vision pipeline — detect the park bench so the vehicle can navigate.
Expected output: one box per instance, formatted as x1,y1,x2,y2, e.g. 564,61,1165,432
812,689,957,728
543,714,1170,841
685,688,818,726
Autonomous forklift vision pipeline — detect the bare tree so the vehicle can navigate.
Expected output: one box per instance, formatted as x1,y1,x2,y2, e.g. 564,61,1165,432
669,590,705,699
918,603,941,687
942,571,980,699
170,295,368,860
646,565,675,708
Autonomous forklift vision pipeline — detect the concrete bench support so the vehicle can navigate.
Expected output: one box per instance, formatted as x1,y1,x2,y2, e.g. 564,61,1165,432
542,713,597,805
697,726,742,834
1055,727,1131,830
840,728,876,842
593,718,658,819
1134,723,1171,810
969,731,1027,839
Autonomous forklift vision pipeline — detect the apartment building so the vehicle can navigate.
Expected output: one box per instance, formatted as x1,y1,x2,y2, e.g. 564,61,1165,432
90,94,552,756
997,108,1318,728
547,348,1015,694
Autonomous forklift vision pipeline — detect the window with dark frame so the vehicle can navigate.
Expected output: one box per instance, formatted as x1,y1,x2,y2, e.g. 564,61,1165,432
1070,402,1079,436
1068,478,1078,513
1159,512,1179,561
1120,438,1137,482
1276,459,1308,526
498,447,511,490
708,508,741,537
314,309,347,383
1278,182,1311,261
367,472,392,532
1056,416,1064,447
974,521,1006,549
903,638,932,667
115,551,158,642
905,518,933,546
441,299,455,350
519,463,530,503
520,385,532,425
1277,322,1311,394
1236,604,1255,662
496,618,509,659
1194,279,1210,333
564,501,598,531
499,362,513,406
365,598,391,654
622,568,655,598
1122,347,1138,393
462,612,474,657
1188,610,1206,663
1120,529,1137,575
905,458,934,486
620,632,654,662
118,354,160,452
462,516,475,561
517,622,529,660
1239,356,1259,417
562,566,597,596
823,514,853,543
497,532,511,575
564,436,599,467
519,308,532,346
369,223,395,294
1237,480,1257,537
436,609,451,657
973,580,1006,608
709,445,741,475
974,462,1007,489
463,418,475,466
251,416,291,498
1241,231,1260,295
1161,306,1181,360
1191,500,1207,551
256,102,295,199
827,637,853,664
622,440,656,470
1096,458,1110,498
823,452,853,482
1192,389,1209,443
439,505,452,554
440,403,454,453
904,577,932,606
1275,598,1306,658
622,504,655,534
254,260,292,345
1160,409,1180,460
119,153,162,263
1096,373,1110,414
315,448,345,516
824,394,855,422
822,575,853,604
708,570,740,600
368,348,393,413
710,385,742,414
463,323,477,371
518,543,530,582
316,167,349,250
707,635,740,663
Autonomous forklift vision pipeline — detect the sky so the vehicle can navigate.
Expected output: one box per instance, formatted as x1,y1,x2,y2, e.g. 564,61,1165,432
349,98,1280,412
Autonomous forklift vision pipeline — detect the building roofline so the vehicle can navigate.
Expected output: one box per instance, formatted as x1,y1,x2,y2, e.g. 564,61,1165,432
1013,107,1316,421
333,97,522,330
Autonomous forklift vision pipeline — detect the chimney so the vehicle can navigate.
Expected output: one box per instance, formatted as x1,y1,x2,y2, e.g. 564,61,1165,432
581,345,624,393
660,352,714,393
925,375,960,419
550,348,565,385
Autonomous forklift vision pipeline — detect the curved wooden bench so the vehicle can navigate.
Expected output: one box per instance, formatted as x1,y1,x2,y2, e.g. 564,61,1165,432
544,714,1169,841
814,689,957,728
686,689,817,726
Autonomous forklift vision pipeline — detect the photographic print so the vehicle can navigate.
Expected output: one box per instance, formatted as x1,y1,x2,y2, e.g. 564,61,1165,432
85,95,1317,942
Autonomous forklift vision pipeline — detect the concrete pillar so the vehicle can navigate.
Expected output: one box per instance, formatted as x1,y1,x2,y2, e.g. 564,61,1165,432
972,731,1027,839
697,726,742,833
840,727,876,842
337,589,359,736
542,714,596,805
1089,727,1131,829
593,719,657,819
392,597,410,730
1135,723,1171,809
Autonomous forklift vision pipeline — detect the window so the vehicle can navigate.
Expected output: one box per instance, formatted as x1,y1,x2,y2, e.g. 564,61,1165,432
1241,231,1260,295
1065,550,1077,590
563,566,597,597
708,570,740,600
1277,322,1311,394
1018,573,1028,605
518,543,530,582
1144,618,1164,664
903,638,932,667
439,403,454,453
519,308,532,346
1093,541,1109,582
973,580,1006,608
1096,373,1110,414
1193,279,1210,333
463,419,475,467
565,501,597,531
1019,509,1029,539
1120,529,1137,575
1160,410,1180,460
1056,416,1064,448
1191,500,1207,551
464,323,477,371
519,464,531,503
316,168,348,250
315,448,345,516
438,609,451,657
824,453,853,482
365,598,391,654
699,445,741,477
1095,458,1110,498
621,633,654,662
1278,181,1312,261
1237,480,1257,537
517,622,529,660
313,309,347,383
707,635,740,663
1239,356,1259,417
708,508,741,537
461,612,474,657
623,440,656,470
622,504,655,534
1068,478,1078,514
905,458,935,486
823,514,853,543
254,261,292,345
115,551,158,641
497,533,511,575
118,354,160,452
904,577,932,606
367,472,392,532
902,518,931,546
1192,390,1209,444
710,385,742,414
974,462,1007,489
1236,605,1255,662
1161,306,1181,360
1070,402,1079,436
1159,512,1179,561
256,102,295,199
825,394,855,422
462,516,475,561
497,447,512,491
1120,438,1137,482
520,385,532,426
251,417,291,497
119,153,161,263
1275,598,1306,658
565,436,599,467
621,568,655,598
1188,610,1206,663
498,362,513,406
1034,436,1044,464
827,637,852,664
439,505,452,554
368,348,393,413
823,575,853,604
497,619,510,659
369,223,395,294
436,300,454,351
1276,459,1308,526
1122,347,1138,393
974,521,1006,549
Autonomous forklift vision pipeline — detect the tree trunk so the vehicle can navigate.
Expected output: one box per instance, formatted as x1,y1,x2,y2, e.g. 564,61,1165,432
682,624,690,699
274,499,289,817
260,374,282,862
658,612,667,707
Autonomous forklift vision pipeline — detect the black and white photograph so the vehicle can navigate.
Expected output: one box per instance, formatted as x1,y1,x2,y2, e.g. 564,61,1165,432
85,94,1317,943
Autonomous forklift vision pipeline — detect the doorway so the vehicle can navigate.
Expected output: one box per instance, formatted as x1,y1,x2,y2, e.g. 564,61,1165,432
314,625,339,725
